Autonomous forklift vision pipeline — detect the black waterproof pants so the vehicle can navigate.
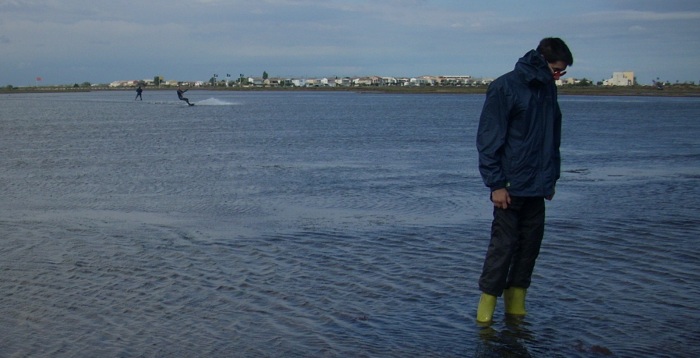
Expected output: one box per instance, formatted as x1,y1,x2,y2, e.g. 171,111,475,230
478,196,545,297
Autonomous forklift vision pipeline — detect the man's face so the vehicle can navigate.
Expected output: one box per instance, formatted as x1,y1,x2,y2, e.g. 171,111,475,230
548,60,568,80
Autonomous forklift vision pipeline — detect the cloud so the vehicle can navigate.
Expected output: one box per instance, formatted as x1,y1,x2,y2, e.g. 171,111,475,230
588,10,700,21
606,0,700,13
0,1,698,85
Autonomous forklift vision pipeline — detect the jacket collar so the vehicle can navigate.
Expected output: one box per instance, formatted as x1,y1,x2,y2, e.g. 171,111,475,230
514,50,553,85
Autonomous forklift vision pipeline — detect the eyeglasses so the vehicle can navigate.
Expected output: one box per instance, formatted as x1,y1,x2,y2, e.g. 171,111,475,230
548,63,567,79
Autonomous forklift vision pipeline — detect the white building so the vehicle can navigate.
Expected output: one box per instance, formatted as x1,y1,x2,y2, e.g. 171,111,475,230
604,72,634,86
109,80,139,88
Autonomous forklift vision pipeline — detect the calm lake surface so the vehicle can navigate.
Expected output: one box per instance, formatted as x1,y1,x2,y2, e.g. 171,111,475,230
1,90,699,357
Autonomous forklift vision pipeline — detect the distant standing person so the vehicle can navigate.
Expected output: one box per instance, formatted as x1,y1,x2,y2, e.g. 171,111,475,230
475,37,573,324
135,85,143,100
177,86,194,106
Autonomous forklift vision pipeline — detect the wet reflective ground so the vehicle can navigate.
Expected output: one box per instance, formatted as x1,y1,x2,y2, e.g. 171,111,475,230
1,91,698,357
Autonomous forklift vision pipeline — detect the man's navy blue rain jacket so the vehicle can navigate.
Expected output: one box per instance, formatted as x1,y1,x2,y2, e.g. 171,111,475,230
476,49,562,198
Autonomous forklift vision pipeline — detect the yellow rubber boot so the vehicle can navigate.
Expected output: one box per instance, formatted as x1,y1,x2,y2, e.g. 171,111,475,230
476,293,497,323
504,287,527,316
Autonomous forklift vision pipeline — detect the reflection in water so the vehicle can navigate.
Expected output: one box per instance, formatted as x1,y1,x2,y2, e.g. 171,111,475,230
475,317,533,358
475,317,615,357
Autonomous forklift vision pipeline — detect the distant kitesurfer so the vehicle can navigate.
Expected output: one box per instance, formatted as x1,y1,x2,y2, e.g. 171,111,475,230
475,37,573,324
135,85,143,100
177,86,194,106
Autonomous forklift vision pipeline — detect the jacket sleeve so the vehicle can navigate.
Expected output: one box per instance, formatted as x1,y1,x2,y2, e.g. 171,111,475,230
476,83,510,191
553,100,562,181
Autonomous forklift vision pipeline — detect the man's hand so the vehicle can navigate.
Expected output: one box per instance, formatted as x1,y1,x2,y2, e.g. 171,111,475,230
491,188,511,209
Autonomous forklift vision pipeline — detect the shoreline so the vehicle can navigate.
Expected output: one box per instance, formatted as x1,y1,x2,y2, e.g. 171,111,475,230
2,85,699,97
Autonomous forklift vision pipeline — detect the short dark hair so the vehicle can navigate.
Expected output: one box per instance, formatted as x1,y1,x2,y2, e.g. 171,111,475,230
537,37,573,66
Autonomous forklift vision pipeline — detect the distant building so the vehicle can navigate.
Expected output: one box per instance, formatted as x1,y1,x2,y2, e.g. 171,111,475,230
437,75,473,86
604,72,634,86
555,77,578,86
109,80,139,88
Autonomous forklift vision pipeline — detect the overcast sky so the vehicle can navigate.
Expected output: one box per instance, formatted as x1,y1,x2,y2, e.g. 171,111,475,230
1,0,699,86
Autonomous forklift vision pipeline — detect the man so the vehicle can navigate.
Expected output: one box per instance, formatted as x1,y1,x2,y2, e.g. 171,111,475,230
475,37,573,324
177,86,194,106
135,85,143,100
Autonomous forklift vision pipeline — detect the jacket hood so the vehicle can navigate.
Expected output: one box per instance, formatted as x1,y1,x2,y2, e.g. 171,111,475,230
514,50,552,85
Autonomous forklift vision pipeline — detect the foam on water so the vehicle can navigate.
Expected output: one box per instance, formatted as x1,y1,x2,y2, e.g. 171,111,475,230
193,97,239,106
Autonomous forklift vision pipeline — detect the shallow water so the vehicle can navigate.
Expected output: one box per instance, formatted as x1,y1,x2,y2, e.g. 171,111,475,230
0,90,698,357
